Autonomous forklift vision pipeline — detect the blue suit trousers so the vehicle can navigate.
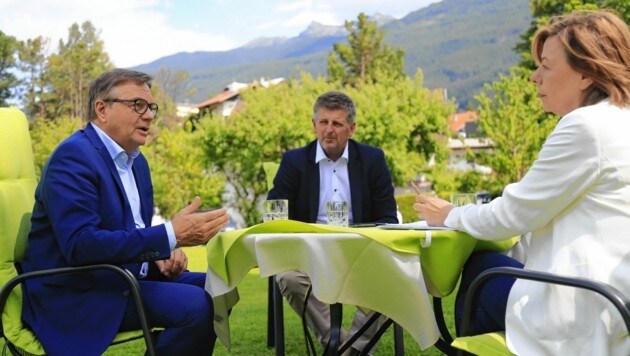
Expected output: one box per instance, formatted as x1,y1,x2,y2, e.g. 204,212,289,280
454,252,524,336
119,272,215,355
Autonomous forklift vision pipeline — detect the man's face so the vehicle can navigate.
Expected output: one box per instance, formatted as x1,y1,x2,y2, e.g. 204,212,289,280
312,107,356,161
94,81,155,152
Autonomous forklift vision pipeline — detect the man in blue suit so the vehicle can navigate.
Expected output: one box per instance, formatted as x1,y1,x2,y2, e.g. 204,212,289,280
267,91,398,354
20,68,229,355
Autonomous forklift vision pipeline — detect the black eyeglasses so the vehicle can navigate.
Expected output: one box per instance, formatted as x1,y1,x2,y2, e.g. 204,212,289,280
105,98,159,117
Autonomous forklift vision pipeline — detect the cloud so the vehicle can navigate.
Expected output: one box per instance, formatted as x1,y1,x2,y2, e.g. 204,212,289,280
0,0,442,67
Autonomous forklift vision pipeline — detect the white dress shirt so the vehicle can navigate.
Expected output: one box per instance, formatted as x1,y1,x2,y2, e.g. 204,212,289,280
445,101,630,355
315,141,354,224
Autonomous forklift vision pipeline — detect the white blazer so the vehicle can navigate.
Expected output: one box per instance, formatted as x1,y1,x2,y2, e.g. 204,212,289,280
446,100,630,355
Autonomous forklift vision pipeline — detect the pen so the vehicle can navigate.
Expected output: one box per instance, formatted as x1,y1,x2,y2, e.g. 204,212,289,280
408,180,421,194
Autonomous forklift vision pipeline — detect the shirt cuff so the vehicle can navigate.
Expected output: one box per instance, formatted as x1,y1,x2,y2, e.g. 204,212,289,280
165,221,176,251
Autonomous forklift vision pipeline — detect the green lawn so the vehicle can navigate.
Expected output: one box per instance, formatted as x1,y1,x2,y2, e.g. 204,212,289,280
3,246,459,355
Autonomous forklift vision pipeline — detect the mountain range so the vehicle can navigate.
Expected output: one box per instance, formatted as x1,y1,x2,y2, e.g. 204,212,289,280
132,0,532,109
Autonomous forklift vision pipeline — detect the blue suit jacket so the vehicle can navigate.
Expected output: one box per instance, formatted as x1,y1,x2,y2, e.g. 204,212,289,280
268,139,398,224
20,124,171,355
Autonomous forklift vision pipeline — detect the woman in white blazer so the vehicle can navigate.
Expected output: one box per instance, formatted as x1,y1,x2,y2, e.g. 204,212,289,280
415,9,630,355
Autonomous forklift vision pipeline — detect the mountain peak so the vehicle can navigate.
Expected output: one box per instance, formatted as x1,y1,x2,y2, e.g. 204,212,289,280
243,36,288,48
299,21,346,38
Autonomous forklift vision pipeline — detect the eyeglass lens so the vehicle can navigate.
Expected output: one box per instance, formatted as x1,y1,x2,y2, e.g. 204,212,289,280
133,99,158,116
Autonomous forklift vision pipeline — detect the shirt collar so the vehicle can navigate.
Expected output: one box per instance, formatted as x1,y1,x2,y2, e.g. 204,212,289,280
315,140,349,164
90,122,140,166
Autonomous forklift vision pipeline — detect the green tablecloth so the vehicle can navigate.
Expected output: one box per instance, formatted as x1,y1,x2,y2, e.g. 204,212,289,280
205,220,517,349
207,220,516,297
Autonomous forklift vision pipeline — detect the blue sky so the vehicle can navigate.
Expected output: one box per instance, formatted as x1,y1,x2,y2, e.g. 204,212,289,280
0,0,440,68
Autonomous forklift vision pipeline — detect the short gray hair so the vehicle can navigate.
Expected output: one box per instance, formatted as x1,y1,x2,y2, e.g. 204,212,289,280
313,91,356,124
85,68,153,121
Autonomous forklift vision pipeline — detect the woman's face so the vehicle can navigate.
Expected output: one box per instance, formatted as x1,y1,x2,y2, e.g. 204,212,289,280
530,35,593,117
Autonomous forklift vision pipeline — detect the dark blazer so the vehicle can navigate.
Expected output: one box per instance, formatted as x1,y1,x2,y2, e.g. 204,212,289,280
268,139,398,224
20,123,171,355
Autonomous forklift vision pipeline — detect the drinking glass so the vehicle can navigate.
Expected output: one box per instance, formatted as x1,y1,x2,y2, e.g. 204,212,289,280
326,201,349,227
263,199,289,222
450,193,478,207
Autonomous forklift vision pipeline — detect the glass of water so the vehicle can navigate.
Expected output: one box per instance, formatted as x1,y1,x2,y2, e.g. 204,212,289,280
263,199,289,222
450,193,478,207
326,201,349,227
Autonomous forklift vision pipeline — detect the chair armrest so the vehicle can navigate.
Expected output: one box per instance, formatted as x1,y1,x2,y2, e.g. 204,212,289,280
459,266,630,337
0,264,156,356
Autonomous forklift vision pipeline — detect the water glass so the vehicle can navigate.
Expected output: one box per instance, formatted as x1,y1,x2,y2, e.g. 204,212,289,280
326,201,349,227
263,199,289,222
450,193,478,207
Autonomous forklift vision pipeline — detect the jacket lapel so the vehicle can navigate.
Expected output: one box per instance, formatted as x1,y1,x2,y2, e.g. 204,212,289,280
307,141,320,222
84,123,134,229
348,140,362,223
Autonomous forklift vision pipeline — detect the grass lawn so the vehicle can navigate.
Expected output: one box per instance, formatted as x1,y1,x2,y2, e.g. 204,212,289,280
3,246,459,355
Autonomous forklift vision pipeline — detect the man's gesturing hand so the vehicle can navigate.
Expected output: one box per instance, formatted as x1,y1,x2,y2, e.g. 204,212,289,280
171,196,229,247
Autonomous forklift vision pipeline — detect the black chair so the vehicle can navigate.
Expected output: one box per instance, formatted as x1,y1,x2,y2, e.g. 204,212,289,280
453,266,630,355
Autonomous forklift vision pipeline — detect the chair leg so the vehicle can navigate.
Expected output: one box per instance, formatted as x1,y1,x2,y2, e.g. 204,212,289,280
324,303,343,356
267,276,275,348
393,323,404,355
272,278,285,356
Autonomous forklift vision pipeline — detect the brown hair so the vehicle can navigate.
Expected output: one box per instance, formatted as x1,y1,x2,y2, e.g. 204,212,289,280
532,9,630,108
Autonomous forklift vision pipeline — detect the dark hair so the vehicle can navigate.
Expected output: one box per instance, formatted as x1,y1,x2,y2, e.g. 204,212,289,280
313,91,356,124
532,9,630,107
85,68,153,121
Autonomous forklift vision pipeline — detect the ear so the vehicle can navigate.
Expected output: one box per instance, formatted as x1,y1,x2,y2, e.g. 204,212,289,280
94,100,108,123
579,74,594,90
348,122,356,137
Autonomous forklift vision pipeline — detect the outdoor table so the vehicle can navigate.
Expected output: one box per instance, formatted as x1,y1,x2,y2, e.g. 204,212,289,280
204,220,516,352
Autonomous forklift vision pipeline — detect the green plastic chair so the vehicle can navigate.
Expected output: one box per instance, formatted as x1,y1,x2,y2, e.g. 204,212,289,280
451,267,630,355
0,108,156,355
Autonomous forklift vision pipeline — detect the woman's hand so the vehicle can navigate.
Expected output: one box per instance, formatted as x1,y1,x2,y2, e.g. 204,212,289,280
413,194,454,227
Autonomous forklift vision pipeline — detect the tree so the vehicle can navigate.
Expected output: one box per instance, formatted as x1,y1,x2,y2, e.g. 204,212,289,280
46,21,112,119
142,123,225,219
18,36,49,118
0,31,20,106
472,68,557,193
516,0,629,69
153,67,196,106
327,13,405,86
200,73,454,226
29,115,84,178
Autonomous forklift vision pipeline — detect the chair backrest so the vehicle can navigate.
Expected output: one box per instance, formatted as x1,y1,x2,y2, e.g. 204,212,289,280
262,162,280,192
0,107,43,354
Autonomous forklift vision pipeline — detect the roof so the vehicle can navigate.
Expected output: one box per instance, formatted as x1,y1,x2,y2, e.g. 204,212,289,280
195,90,241,109
448,111,478,132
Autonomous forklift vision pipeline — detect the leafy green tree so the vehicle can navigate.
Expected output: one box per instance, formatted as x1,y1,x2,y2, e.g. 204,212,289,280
0,31,20,106
327,13,405,86
18,36,49,118
143,123,225,219
46,21,112,119
344,71,454,184
30,115,84,178
517,0,629,69
473,68,556,193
